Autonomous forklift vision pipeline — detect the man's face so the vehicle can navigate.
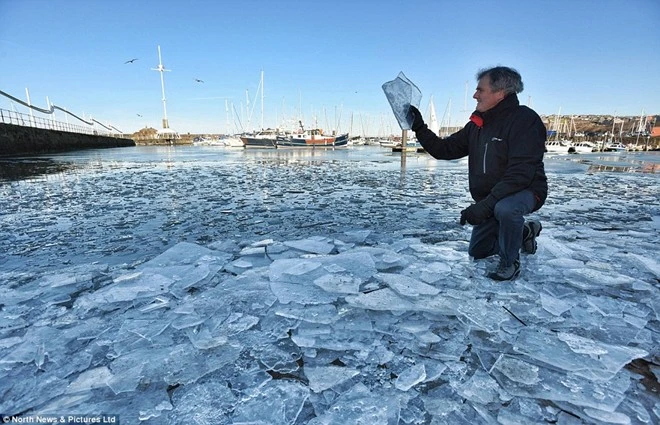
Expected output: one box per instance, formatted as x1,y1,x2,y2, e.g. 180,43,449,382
473,76,506,112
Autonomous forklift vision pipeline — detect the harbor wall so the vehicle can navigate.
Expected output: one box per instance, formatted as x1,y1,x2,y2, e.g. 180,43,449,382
0,123,135,156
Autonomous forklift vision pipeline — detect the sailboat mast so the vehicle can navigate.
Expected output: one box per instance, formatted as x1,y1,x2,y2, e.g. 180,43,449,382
447,98,451,132
245,89,250,131
261,70,264,130
553,108,562,141
225,99,230,134
463,80,468,112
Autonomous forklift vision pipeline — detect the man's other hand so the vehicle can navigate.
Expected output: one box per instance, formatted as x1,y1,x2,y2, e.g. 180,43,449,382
460,197,496,225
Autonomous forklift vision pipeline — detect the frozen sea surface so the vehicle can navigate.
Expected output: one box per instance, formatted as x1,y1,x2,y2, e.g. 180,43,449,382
0,146,659,424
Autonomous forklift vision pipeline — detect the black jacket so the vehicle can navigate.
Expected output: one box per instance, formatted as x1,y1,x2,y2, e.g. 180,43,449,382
415,94,548,211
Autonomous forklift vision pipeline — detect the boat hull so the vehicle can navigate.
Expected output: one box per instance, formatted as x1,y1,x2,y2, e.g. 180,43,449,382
568,142,595,153
277,133,349,148
240,136,277,148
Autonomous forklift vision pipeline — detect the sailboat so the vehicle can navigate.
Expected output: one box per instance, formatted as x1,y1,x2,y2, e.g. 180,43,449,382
239,70,288,148
427,96,440,136
439,98,453,137
545,108,570,154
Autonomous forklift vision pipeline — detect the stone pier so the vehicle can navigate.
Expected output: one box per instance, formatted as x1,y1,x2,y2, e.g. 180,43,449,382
0,123,135,156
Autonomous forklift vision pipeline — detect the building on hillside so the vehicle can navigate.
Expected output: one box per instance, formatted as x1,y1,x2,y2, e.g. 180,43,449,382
651,116,660,137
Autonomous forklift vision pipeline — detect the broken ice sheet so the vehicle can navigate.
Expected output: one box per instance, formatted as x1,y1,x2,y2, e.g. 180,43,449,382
184,325,228,350
565,266,633,287
231,380,310,424
382,71,422,131
395,363,426,391
491,354,631,412
293,324,377,352
308,382,403,424
417,261,453,283
107,363,144,395
283,236,336,255
306,365,360,392
455,368,509,405
313,273,362,294
119,318,170,340
540,292,575,316
586,294,626,317
269,258,323,284
270,280,339,305
275,304,339,324
66,366,112,394
252,338,302,373
0,372,68,415
350,246,411,271
513,328,649,380
457,299,510,333
583,407,633,424
167,381,236,423
377,272,440,297
139,241,230,268
345,288,416,312
76,270,174,308
342,229,371,243
269,250,377,285
166,263,222,298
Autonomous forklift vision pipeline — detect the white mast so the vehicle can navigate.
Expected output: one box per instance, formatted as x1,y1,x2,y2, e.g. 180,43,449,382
552,107,562,141
225,99,230,134
440,98,451,136
427,95,440,136
151,45,171,130
260,70,264,130
245,89,250,131
461,80,469,123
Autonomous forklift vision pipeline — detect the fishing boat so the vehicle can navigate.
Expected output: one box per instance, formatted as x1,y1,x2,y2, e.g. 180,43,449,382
276,121,349,148
240,129,281,148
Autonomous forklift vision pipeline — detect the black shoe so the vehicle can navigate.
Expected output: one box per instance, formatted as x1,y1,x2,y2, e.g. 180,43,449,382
522,220,542,255
488,258,521,281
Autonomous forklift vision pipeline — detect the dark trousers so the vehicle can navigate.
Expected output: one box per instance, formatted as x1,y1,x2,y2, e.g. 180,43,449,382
468,189,536,266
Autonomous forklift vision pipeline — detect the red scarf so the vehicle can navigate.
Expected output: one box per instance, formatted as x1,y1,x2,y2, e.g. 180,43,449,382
470,113,483,128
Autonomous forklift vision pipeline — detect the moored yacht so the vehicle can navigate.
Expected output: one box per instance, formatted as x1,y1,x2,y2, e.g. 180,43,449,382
568,141,596,153
545,140,570,154
604,142,626,152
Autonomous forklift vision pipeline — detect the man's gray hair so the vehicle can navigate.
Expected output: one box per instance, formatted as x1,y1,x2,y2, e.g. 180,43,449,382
477,66,524,95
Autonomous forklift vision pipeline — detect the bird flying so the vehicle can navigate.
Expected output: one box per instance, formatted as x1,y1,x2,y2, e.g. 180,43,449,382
194,78,204,83
124,58,138,64
136,114,143,117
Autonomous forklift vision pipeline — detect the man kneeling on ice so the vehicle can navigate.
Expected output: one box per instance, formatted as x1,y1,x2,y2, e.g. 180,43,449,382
409,66,547,280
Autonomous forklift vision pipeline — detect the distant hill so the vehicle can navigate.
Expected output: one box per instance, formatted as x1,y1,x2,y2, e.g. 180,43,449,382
541,114,658,139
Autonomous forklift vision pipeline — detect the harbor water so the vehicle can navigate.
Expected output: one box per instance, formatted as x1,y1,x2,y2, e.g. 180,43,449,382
2,146,657,274
0,146,659,424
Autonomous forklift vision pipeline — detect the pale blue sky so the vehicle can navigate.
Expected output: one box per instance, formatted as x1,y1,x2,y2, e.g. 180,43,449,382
1,0,659,135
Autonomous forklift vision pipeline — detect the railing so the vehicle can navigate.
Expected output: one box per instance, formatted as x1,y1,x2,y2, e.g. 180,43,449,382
0,108,120,136
0,88,123,137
